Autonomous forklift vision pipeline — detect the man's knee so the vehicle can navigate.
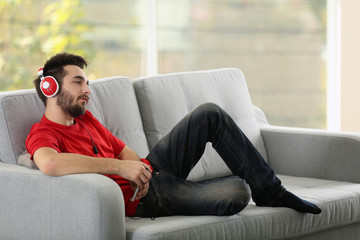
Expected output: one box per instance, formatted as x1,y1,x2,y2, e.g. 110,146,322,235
226,180,251,214
216,192,250,216
212,177,251,215
192,102,226,121
195,102,222,113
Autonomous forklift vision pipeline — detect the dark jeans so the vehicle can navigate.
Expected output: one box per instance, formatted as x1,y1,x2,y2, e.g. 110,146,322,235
135,103,285,218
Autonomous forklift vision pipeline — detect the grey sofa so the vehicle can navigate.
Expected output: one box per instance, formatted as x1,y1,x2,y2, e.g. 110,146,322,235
0,68,359,240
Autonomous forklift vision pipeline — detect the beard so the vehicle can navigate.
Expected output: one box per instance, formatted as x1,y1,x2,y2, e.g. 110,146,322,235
56,89,87,118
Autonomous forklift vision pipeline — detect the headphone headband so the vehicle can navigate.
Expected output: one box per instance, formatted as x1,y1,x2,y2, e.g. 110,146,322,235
38,67,44,80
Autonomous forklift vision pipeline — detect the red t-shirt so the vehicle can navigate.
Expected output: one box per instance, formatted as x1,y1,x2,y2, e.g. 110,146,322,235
25,110,151,216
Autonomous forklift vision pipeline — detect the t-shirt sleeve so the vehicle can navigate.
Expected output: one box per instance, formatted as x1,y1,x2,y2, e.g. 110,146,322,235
26,127,60,160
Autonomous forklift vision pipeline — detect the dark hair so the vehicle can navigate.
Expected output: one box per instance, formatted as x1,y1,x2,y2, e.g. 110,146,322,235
34,52,88,106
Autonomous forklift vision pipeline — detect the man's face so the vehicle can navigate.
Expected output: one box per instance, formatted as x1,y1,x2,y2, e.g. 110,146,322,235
56,65,90,118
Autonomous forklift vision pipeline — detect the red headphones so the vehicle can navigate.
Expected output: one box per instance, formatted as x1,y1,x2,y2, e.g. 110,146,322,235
38,67,59,98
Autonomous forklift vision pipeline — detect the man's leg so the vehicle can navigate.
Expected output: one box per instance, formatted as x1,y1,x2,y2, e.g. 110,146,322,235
146,103,321,214
135,174,251,217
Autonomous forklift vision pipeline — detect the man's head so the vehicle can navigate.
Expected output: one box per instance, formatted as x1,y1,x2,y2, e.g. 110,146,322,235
34,52,88,107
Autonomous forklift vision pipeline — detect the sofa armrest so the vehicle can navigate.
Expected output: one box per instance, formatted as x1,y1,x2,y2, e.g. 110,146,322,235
0,162,126,240
260,126,360,183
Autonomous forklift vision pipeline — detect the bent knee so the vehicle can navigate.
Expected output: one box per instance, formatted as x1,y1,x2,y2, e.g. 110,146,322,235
231,184,251,212
192,102,226,120
217,194,250,216
216,178,251,215
195,102,222,113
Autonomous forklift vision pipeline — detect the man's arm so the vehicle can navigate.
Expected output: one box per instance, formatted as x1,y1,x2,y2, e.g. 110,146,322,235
33,147,151,189
117,145,141,161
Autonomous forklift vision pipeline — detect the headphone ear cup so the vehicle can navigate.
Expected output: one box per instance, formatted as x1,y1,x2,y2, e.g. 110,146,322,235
40,76,59,98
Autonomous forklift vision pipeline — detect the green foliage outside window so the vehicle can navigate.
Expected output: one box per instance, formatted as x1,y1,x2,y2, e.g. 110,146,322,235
0,0,94,91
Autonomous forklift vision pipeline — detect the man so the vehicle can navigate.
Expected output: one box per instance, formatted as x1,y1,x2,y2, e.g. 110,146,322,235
26,52,321,218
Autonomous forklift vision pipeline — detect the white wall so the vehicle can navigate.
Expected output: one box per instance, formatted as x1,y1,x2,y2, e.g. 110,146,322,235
341,0,360,132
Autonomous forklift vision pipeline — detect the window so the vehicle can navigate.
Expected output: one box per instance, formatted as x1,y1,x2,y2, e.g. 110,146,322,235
158,0,327,129
0,0,328,129
0,0,147,89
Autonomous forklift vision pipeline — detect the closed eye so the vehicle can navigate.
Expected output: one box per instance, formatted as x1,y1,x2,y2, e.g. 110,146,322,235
72,76,88,85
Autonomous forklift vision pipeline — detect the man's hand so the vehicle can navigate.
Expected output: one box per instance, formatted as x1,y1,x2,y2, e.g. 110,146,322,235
118,160,152,190
117,145,152,195
130,181,150,201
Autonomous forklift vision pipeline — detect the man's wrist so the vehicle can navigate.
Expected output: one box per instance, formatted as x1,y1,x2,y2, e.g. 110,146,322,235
101,157,123,175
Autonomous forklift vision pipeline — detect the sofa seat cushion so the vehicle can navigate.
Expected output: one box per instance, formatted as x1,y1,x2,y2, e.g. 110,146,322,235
125,175,360,240
134,68,267,181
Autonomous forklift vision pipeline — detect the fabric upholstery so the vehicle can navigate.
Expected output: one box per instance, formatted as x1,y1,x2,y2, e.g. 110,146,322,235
0,89,44,164
261,126,360,184
18,150,38,169
134,68,267,181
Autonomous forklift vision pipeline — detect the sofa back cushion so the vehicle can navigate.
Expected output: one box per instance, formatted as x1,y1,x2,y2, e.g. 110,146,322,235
133,68,267,181
0,90,45,165
0,76,149,165
86,77,149,157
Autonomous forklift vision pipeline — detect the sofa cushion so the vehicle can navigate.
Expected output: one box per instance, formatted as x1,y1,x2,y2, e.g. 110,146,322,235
0,76,149,165
86,77,149,157
0,90,45,165
125,175,360,240
18,150,38,169
133,68,267,181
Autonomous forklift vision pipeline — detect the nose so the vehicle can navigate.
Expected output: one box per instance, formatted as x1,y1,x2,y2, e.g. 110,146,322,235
83,83,91,95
